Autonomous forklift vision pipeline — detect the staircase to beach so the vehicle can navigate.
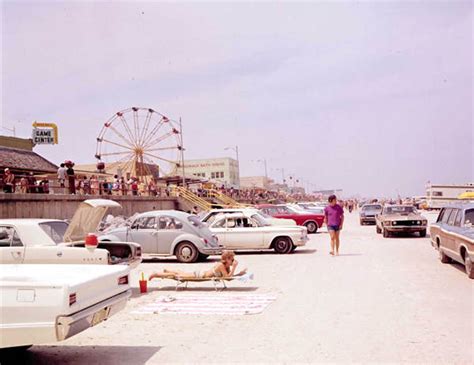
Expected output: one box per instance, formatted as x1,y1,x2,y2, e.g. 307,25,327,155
172,186,213,212
207,189,246,208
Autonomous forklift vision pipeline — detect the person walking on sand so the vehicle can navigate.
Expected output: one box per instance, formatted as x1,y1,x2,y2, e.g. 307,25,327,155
324,194,344,256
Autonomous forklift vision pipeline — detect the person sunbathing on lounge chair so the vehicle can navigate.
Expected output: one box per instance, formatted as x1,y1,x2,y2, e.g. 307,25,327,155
149,250,246,280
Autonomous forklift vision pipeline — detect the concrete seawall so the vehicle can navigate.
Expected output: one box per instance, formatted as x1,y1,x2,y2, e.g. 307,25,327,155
0,194,179,219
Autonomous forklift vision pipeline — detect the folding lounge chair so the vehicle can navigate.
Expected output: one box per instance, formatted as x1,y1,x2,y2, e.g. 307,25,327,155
173,276,236,291
157,273,253,291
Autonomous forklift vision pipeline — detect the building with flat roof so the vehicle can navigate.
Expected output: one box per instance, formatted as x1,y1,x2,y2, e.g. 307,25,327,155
240,176,273,189
181,157,240,188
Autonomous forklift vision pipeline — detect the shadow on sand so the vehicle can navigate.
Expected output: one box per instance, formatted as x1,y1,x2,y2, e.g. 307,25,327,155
236,248,317,256
0,345,161,365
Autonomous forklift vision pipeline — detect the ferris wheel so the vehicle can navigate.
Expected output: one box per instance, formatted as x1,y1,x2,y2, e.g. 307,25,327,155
95,107,182,181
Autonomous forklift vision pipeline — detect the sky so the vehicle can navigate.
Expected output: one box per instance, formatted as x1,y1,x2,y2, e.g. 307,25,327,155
2,1,473,197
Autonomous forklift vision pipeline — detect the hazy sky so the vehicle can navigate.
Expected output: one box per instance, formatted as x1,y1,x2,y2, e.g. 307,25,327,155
2,1,473,197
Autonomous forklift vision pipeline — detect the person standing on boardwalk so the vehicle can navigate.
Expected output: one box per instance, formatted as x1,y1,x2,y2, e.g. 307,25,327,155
324,194,344,256
66,162,76,195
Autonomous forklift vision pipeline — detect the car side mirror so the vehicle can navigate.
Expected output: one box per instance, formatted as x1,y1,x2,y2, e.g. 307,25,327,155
130,224,138,230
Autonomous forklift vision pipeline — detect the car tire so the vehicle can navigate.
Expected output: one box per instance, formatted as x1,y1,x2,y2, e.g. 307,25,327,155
376,226,382,234
419,229,427,237
305,221,318,234
273,237,292,254
383,228,390,238
439,249,451,264
290,244,297,252
464,255,474,279
198,253,209,262
175,241,199,263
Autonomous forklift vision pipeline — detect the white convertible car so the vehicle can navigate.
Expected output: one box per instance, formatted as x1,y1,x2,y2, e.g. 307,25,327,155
0,264,131,349
0,199,141,268
208,212,308,254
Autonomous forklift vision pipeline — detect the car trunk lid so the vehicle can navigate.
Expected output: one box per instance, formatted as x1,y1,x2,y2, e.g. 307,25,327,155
63,199,122,243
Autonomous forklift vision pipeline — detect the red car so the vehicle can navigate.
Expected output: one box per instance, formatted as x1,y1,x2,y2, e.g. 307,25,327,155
257,204,324,234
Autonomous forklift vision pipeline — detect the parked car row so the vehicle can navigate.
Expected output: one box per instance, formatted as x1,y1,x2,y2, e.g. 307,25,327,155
257,204,324,234
0,199,138,350
0,200,323,349
358,201,474,279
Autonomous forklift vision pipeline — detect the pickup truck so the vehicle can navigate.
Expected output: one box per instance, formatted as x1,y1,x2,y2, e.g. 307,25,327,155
0,264,131,349
0,199,141,268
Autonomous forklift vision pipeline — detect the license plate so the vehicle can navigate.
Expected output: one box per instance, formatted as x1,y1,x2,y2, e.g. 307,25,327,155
91,307,109,326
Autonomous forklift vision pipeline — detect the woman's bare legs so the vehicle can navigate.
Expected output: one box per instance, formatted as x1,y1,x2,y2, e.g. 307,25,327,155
149,269,195,280
334,230,341,255
329,230,336,255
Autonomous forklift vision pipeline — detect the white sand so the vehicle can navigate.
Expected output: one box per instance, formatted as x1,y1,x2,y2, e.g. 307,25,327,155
13,211,473,364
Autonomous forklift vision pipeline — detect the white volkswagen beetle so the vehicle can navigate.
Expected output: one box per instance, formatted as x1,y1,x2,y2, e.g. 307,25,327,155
0,199,141,268
208,212,308,254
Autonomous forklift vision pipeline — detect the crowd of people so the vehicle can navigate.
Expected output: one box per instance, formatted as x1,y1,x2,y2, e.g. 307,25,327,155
190,184,321,204
0,168,51,194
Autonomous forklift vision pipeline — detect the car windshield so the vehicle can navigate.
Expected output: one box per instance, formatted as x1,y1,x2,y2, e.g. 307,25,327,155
39,221,69,244
464,209,474,226
384,206,416,214
251,214,271,226
363,205,382,210
188,215,205,228
279,206,296,214
258,211,272,218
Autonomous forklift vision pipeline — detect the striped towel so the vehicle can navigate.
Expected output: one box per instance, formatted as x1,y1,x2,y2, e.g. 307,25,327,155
132,293,276,315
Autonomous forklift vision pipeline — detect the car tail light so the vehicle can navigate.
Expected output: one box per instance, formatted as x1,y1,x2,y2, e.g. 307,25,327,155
136,246,142,257
202,238,209,246
118,275,129,285
85,233,98,252
69,293,77,306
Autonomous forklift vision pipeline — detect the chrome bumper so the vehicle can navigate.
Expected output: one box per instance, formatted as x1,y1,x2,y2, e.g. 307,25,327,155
385,226,427,232
56,290,131,341
295,238,307,247
200,247,222,255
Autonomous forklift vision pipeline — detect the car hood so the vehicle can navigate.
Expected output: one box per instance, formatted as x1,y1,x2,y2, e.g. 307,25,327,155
383,213,425,220
63,199,122,242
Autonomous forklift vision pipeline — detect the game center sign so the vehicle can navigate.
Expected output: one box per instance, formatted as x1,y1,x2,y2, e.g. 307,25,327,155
32,122,59,145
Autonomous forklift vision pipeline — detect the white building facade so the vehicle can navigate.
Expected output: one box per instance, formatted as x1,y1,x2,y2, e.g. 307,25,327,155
183,157,240,188
240,176,273,189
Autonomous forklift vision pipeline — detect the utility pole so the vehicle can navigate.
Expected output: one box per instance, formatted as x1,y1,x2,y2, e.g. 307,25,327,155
179,117,186,187
1,125,16,137
225,145,239,188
